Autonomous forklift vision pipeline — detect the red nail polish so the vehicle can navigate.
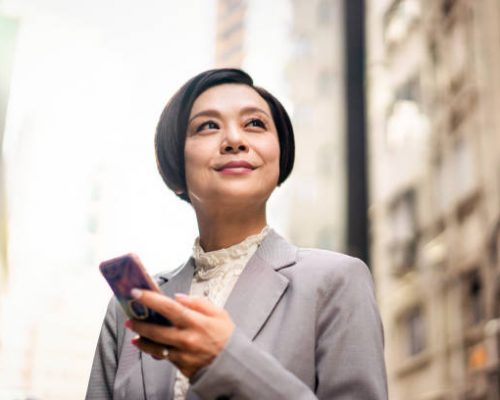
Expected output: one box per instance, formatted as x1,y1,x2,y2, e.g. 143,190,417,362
131,337,139,345
124,320,132,328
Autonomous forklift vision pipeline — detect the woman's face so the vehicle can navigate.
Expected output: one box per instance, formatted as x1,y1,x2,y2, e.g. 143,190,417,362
184,83,280,209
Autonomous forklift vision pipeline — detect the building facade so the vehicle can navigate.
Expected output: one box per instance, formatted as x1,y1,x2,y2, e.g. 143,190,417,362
283,0,349,252
214,0,350,253
215,0,247,68
0,10,18,349
366,0,500,398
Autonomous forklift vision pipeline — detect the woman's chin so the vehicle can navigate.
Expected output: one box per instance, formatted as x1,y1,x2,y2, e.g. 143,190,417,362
191,187,274,209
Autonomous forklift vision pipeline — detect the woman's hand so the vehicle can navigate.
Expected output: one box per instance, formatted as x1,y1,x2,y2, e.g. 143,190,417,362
124,290,235,378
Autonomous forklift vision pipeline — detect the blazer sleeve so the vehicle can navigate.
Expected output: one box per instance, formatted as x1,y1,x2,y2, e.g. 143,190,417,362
85,298,119,400
315,258,387,399
189,257,388,400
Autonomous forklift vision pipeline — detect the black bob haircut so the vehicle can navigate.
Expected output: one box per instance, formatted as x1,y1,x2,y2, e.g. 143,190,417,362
154,68,295,203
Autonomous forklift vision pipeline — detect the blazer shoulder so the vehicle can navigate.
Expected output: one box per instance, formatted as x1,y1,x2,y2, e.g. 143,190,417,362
296,247,369,274
288,247,374,289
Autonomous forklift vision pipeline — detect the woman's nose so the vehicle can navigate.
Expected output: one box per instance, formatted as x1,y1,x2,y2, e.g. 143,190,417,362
220,127,249,154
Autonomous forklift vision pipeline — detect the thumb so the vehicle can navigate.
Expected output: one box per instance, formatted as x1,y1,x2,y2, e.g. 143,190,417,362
174,293,219,316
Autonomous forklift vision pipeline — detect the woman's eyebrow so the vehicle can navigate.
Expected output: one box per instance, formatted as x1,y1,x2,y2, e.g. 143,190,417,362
188,106,271,124
188,109,221,124
239,106,271,118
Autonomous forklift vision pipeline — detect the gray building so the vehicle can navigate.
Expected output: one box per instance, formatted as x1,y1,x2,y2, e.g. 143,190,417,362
366,0,500,398
214,0,350,253
285,0,349,252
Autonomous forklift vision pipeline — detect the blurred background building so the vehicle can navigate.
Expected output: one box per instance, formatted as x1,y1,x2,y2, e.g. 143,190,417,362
215,0,353,255
0,14,17,283
0,5,19,384
284,0,351,254
367,0,500,398
215,0,246,68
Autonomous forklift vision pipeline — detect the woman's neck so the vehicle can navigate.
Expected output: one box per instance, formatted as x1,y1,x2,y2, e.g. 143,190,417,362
194,206,268,252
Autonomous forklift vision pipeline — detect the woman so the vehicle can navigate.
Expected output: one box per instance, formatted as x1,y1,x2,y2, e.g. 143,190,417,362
86,68,387,400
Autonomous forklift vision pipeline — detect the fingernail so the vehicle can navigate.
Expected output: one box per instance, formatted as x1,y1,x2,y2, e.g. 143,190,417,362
124,320,132,329
130,288,143,299
131,336,139,346
175,293,188,299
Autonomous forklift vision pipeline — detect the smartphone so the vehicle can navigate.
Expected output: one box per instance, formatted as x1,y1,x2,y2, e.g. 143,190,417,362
99,253,172,326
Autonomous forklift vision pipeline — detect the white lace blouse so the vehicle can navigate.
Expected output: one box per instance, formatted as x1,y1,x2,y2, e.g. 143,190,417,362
173,226,271,399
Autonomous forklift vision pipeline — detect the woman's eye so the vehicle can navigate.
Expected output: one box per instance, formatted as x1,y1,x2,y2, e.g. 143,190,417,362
246,118,266,129
196,121,219,132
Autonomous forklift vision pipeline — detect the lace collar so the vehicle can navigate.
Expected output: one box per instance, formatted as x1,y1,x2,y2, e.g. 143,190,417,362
192,226,270,276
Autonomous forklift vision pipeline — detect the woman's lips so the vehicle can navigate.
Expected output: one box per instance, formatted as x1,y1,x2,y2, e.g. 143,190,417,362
219,167,253,175
215,160,255,175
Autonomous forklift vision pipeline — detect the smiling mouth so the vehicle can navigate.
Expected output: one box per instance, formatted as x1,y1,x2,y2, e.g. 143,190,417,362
215,160,256,175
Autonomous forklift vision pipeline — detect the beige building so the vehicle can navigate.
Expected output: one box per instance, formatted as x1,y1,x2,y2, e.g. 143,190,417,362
366,0,500,398
215,0,247,68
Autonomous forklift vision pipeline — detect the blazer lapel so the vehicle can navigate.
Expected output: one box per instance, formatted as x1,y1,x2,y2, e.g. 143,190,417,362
142,260,194,400
143,230,297,400
224,229,297,340
186,230,297,400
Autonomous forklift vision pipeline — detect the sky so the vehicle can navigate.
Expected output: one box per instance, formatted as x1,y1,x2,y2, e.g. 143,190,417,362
2,0,216,273
0,1,216,397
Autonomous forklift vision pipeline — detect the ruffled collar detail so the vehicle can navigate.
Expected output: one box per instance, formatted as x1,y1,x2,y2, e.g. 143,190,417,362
192,226,270,280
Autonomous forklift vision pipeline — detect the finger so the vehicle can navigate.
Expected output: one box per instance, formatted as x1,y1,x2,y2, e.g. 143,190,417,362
131,336,170,361
175,293,219,316
126,320,186,349
166,347,214,377
131,289,196,327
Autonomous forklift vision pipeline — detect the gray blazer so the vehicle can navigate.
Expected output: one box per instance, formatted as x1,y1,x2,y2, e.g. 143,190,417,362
86,230,387,400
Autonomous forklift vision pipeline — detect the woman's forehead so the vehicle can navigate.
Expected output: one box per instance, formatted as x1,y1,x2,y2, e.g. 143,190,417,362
190,83,271,117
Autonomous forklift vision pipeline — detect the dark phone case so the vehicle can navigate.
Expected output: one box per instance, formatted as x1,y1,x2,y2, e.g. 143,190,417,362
100,254,172,326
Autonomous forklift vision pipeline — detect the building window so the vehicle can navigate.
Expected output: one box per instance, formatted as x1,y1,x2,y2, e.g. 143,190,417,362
448,22,469,92
220,42,243,62
395,75,420,102
399,305,426,358
317,69,335,97
219,20,244,40
453,137,476,201
317,0,336,26
384,0,421,48
221,0,245,17
386,75,429,149
441,0,457,19
407,307,426,356
488,220,499,268
292,34,312,60
463,270,485,327
389,189,418,275
432,157,449,218
316,226,337,251
494,279,500,319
